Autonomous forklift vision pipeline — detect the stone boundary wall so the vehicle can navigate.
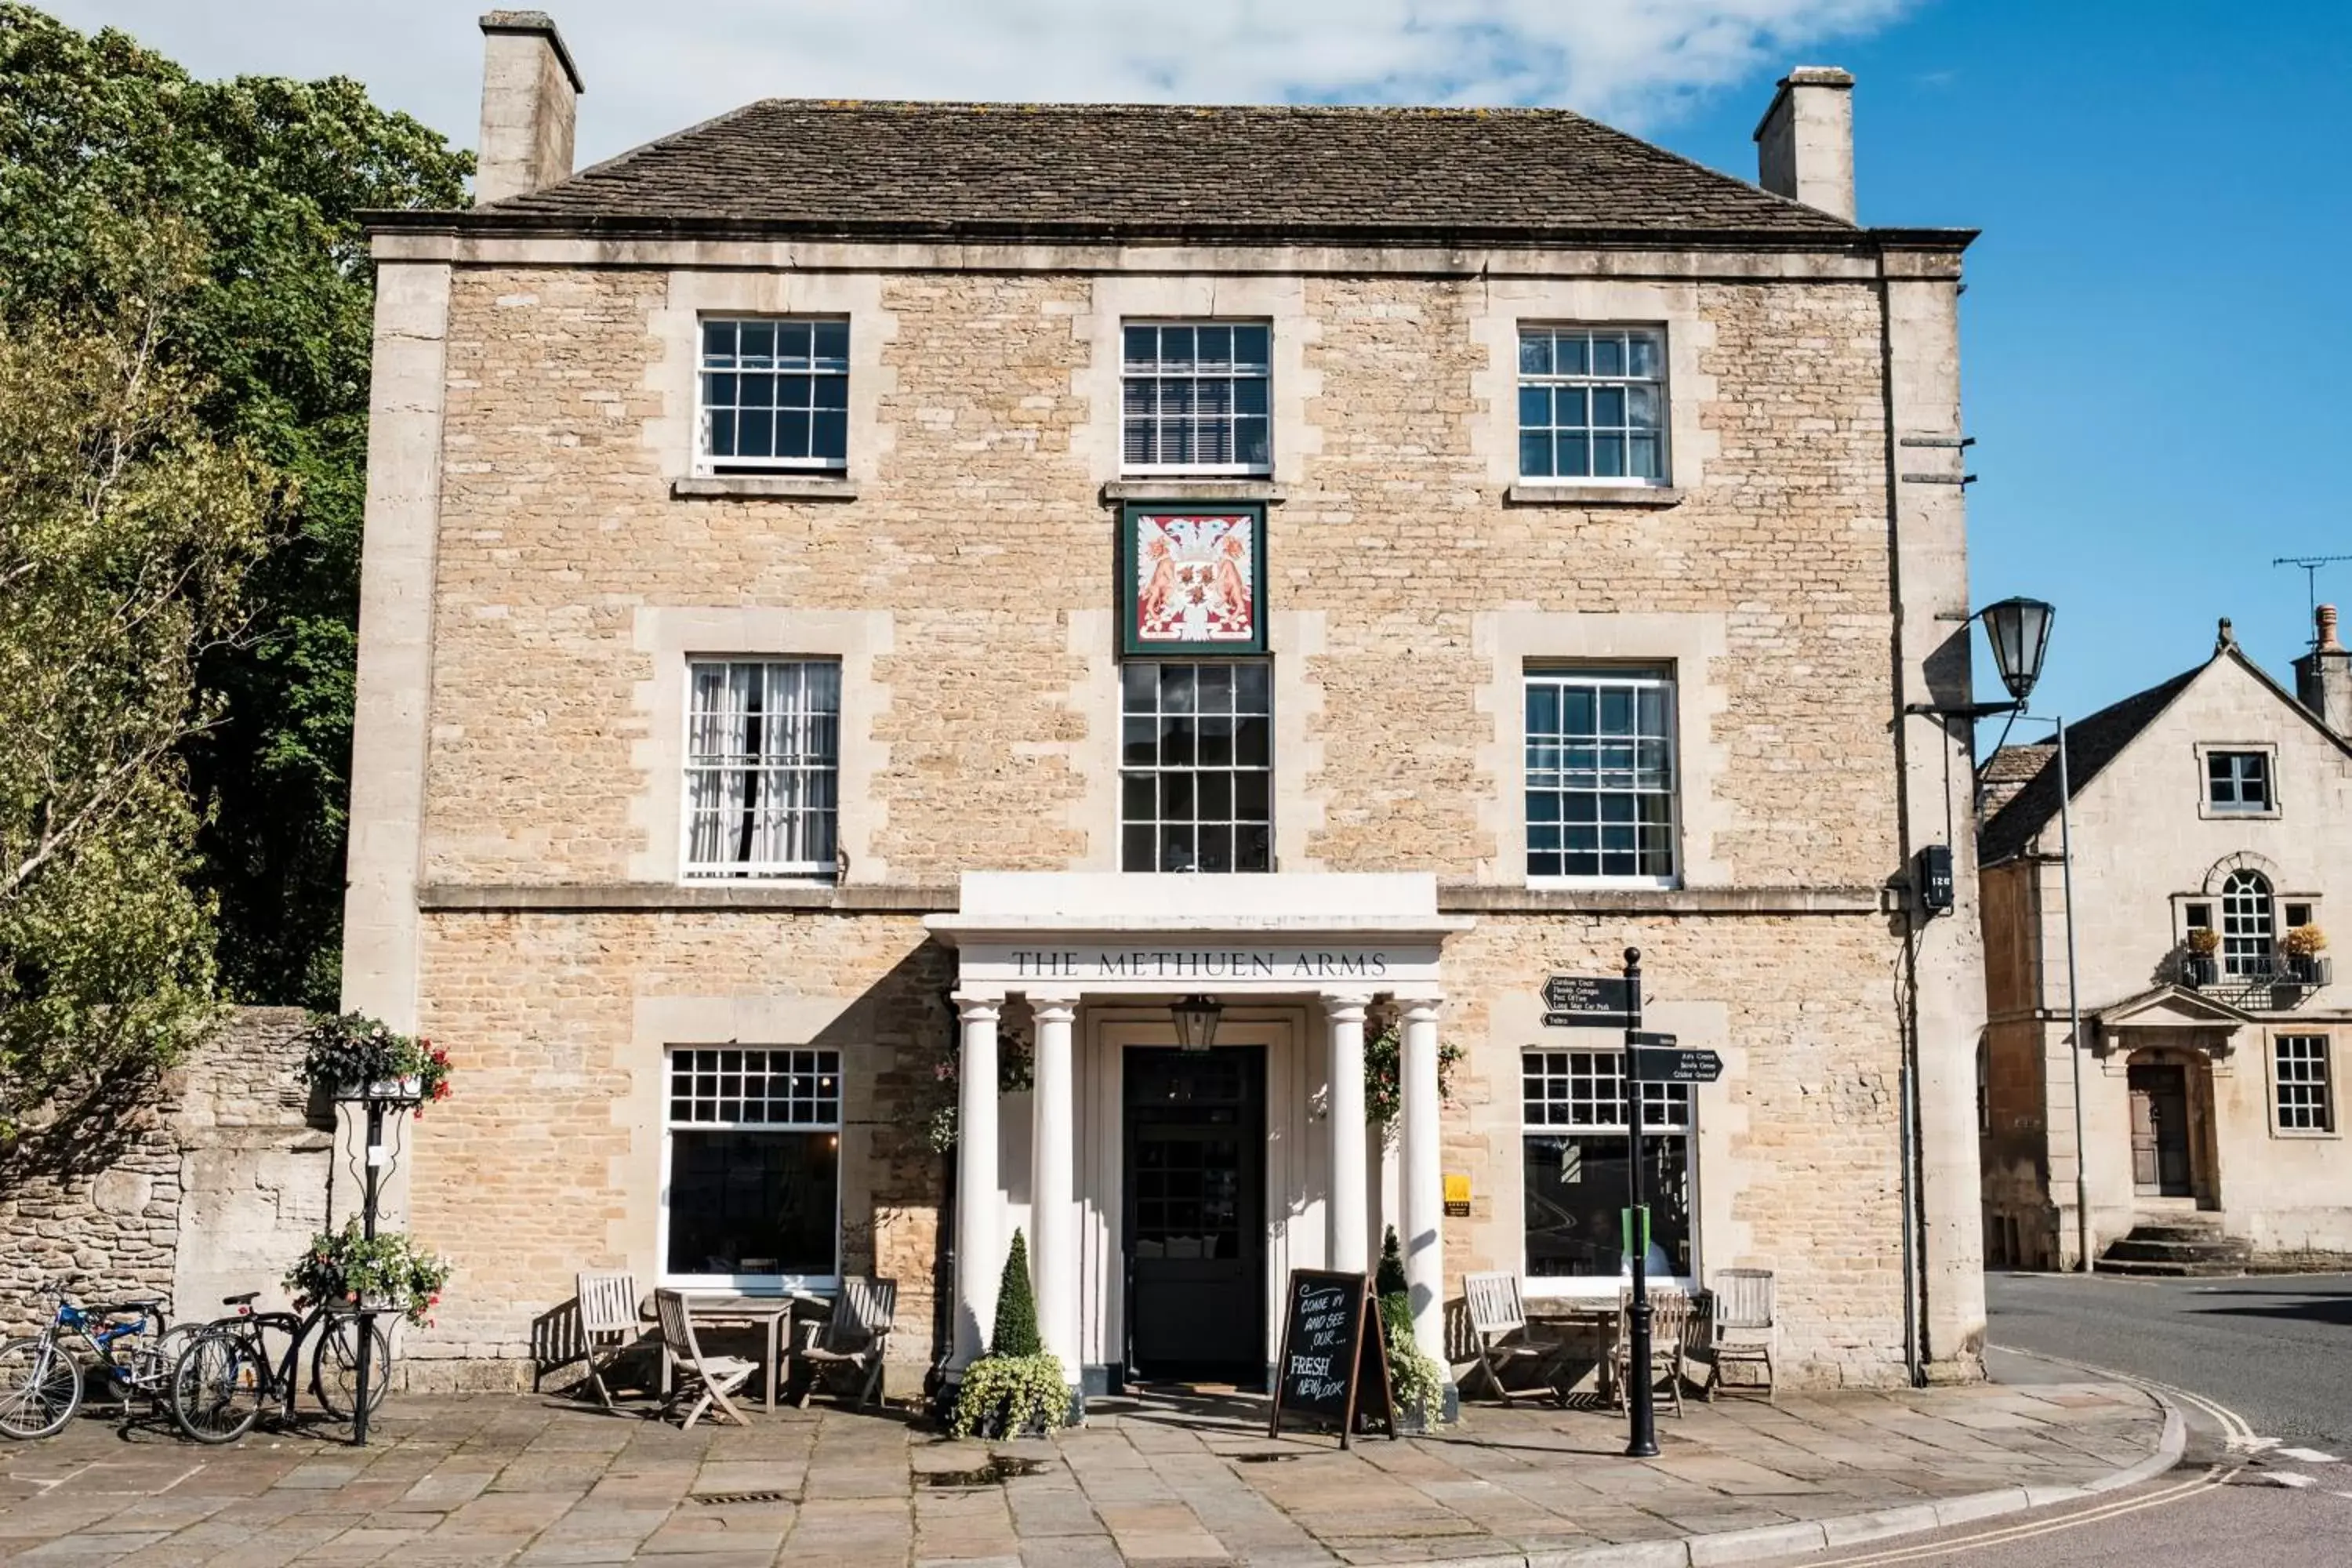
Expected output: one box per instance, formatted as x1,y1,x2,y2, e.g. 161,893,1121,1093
0,1007,330,1337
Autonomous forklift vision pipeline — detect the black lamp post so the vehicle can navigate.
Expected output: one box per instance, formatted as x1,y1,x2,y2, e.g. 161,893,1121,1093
1171,995,1222,1054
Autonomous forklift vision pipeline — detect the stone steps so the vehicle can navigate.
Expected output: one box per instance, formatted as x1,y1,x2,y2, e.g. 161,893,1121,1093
2097,1214,2252,1276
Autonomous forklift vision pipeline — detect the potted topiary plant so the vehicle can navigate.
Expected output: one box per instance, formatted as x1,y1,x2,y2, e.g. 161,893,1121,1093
2284,924,2331,985
1376,1225,1447,1433
285,1221,453,1326
302,1011,453,1108
949,1229,1073,1439
2183,927,2220,988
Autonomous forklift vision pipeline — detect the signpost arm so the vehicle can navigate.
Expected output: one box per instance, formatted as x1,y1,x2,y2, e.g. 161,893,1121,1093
1621,948,1659,1459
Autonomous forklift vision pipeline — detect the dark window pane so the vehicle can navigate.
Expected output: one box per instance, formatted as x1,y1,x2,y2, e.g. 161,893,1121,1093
812,410,847,461
738,412,774,458
1124,325,1157,367
1556,334,1588,375
702,320,734,361
1123,717,1158,766
1555,433,1588,476
1235,662,1271,710
1235,771,1270,821
707,410,737,456
1526,683,1559,735
1160,326,1195,367
1197,716,1234,766
739,321,776,365
1197,825,1233,873
1236,716,1269,768
775,411,812,459
1160,826,1196,872
1236,418,1270,468
1123,661,1160,710
1233,325,1270,367
1197,771,1232,820
666,1130,837,1278
1123,772,1156,820
1160,717,1195,766
1160,772,1196,821
814,374,848,410
1236,823,1271,871
1593,434,1625,477
1592,335,1624,377
1160,664,1196,713
1519,433,1552,477
1555,387,1588,427
1519,332,1552,375
1519,385,1551,426
812,321,849,368
1123,824,1156,870
1593,387,1626,426
1196,664,1233,712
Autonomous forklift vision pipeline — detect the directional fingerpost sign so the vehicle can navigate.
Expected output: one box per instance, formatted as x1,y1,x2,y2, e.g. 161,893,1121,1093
1628,1045,1725,1083
1542,975,1632,1027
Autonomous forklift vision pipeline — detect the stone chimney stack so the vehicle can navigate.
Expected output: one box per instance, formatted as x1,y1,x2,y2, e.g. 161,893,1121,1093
1753,67,1856,221
475,11,582,206
2296,603,2352,738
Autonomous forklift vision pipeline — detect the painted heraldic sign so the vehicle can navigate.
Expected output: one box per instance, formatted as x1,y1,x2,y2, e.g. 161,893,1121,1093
1120,504,1269,655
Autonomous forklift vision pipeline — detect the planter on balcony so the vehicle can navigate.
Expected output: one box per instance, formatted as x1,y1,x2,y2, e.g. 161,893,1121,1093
2180,953,2218,989
2289,954,2334,987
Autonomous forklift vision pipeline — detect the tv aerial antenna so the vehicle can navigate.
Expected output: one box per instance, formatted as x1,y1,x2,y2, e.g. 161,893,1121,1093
2274,555,2352,646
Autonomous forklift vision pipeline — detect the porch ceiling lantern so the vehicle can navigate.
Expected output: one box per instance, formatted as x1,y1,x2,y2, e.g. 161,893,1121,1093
1171,994,1223,1054
1980,596,2056,704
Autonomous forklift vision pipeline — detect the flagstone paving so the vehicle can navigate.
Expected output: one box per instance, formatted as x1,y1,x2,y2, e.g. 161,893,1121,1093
0,1380,2164,1566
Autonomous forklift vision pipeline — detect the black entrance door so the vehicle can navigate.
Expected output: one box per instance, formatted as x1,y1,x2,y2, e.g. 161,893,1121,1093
1124,1046,1265,1384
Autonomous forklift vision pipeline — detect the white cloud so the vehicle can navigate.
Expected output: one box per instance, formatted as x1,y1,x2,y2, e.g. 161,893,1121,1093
45,0,1908,165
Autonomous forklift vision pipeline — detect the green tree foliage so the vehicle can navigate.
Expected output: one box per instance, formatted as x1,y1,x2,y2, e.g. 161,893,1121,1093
0,5,471,1006
992,1229,1042,1358
1377,1224,1408,1298
0,246,273,1127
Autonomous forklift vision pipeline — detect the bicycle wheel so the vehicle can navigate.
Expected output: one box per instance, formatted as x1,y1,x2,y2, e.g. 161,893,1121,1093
169,1331,266,1444
129,1323,204,1405
0,1336,82,1439
311,1316,393,1421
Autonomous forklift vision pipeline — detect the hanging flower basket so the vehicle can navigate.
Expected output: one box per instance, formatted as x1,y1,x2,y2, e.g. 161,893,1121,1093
285,1221,453,1328
302,1012,454,1109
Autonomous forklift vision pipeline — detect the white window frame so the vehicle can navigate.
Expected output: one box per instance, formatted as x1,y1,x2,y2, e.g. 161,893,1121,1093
2195,742,2279,820
1523,666,1681,890
2221,869,2277,978
1519,1048,1697,1299
1120,319,1273,477
1515,324,1670,487
659,1046,844,1292
1118,657,1275,874
680,658,841,882
694,316,850,476
2272,1034,2336,1136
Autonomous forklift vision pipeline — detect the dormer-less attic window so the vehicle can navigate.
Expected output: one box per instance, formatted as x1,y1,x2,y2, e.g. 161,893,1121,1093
699,319,848,473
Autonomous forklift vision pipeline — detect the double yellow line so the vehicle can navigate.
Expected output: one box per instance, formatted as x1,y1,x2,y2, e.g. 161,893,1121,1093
1804,1346,2256,1566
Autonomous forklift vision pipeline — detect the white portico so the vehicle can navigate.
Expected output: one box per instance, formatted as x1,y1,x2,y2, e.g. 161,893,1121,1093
927,873,1470,1398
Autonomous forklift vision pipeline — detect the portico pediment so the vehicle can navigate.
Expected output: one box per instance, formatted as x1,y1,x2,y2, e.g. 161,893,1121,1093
2088,984,2252,1055
924,871,1474,998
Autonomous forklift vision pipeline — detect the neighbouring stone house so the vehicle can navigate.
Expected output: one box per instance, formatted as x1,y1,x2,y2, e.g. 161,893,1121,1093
342,10,1993,1399
1979,609,2352,1272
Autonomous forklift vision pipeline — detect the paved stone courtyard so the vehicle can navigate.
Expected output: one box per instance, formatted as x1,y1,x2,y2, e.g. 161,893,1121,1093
0,1381,2165,1566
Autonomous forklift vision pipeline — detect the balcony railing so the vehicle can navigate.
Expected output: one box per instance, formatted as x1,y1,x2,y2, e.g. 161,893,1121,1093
2177,951,2332,995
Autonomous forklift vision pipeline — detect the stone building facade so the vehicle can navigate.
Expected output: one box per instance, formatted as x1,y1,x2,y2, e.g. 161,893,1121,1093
1980,612,2352,1272
344,12,1991,1397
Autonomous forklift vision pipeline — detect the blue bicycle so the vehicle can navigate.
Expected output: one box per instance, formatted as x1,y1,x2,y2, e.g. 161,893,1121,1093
0,1277,201,1439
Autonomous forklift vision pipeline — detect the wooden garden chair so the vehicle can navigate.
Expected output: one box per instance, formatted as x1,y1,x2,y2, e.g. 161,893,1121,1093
1610,1287,1695,1418
1704,1269,1778,1403
653,1288,755,1429
1462,1271,1565,1403
794,1276,897,1410
575,1270,648,1408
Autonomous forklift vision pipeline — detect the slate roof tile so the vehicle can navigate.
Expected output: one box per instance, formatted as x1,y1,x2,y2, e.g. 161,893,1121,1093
436,100,1866,240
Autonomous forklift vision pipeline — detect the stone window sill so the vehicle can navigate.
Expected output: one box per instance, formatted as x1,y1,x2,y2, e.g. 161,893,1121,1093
1438,884,1880,915
1506,483,1684,508
1101,479,1287,505
418,882,954,913
672,474,858,501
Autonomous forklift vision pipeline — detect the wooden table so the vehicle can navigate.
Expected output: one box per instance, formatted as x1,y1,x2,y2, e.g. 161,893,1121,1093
1526,1298,1624,1401
659,1291,827,1411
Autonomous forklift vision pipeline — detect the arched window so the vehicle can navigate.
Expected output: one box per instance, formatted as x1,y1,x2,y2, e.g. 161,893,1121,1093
2222,869,2275,977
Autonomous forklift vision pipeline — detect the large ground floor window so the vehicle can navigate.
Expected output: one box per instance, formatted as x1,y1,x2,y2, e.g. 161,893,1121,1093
1522,1049,1693,1291
663,1047,841,1287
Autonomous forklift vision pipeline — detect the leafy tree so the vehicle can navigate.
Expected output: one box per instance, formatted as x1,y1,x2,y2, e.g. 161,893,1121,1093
992,1229,1042,1358
0,4,472,1006
0,246,273,1127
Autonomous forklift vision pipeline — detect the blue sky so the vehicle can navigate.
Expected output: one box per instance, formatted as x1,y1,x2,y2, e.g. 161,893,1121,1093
51,0,2351,721
1657,1,2352,720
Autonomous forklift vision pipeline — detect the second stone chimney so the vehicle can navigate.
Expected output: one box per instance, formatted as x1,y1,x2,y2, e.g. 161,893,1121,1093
475,11,582,206
2296,604,2352,739
1754,67,1856,221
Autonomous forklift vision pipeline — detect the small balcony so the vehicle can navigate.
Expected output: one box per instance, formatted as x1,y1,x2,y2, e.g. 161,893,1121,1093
2176,950,2332,1002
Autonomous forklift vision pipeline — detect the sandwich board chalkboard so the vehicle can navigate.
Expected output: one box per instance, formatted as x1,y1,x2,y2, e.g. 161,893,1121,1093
1267,1268,1396,1447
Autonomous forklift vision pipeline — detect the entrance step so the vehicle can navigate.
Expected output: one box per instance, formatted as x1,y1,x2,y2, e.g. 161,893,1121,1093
2099,1215,2251,1276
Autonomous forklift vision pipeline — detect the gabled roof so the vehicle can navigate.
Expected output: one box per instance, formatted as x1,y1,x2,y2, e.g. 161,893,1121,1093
1977,668,2200,866
1978,633,2352,867
2091,985,2257,1030
372,100,1967,246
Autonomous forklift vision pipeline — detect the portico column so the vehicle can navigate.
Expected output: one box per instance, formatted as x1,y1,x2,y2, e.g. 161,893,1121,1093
1029,993,1081,1389
1326,991,1373,1274
1399,997,1447,1364
952,993,1000,1372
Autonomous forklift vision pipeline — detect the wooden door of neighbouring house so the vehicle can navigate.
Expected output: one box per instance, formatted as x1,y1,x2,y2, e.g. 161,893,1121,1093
2128,1064,2193,1197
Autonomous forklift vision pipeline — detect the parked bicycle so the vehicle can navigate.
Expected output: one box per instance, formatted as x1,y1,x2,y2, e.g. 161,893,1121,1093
0,1277,203,1439
167,1292,392,1443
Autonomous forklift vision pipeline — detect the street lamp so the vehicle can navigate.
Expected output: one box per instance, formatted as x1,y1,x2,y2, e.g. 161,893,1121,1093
1171,995,1222,1054
1980,596,2056,705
